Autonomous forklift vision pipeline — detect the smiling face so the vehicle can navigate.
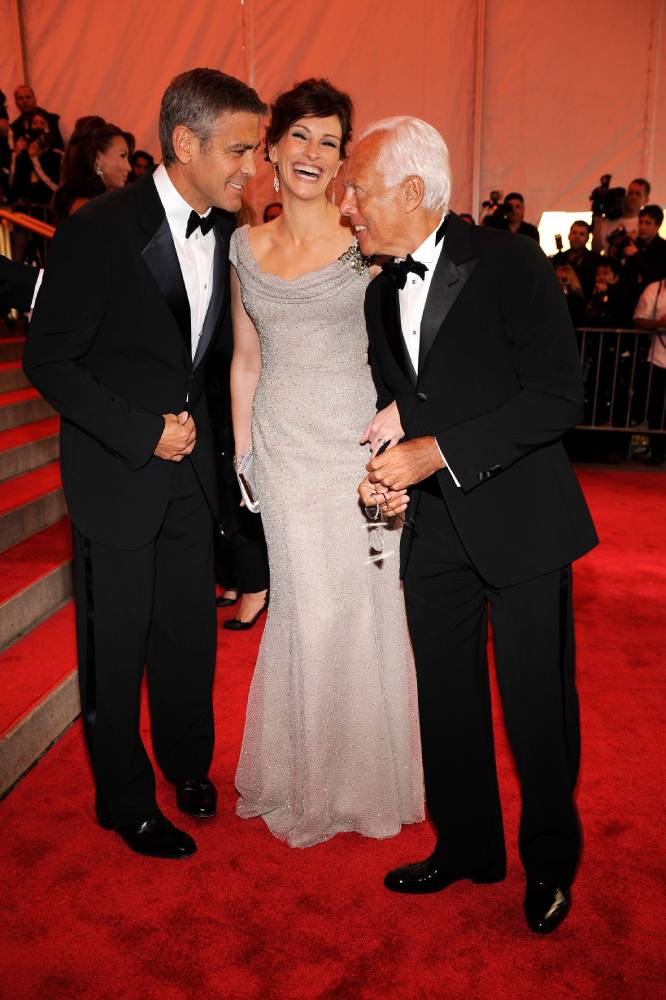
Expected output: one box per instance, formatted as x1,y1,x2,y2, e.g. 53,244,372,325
340,132,412,257
96,135,131,190
270,115,342,202
174,110,261,213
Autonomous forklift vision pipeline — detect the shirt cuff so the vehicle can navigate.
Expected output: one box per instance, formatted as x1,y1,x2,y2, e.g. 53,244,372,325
435,439,461,488
30,269,44,311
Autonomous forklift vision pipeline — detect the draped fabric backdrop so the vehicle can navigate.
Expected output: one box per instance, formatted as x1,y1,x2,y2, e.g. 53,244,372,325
1,0,664,222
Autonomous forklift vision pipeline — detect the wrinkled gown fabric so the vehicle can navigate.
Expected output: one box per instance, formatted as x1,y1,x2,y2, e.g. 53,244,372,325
230,226,424,847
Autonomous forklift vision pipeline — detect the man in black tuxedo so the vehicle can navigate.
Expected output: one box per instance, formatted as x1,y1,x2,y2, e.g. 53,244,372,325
24,69,266,859
0,254,40,312
341,117,598,933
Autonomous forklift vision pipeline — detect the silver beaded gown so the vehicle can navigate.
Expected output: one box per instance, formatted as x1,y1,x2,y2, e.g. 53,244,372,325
229,225,424,848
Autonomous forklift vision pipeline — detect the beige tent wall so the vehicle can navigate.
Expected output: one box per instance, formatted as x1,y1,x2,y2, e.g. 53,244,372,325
2,0,664,221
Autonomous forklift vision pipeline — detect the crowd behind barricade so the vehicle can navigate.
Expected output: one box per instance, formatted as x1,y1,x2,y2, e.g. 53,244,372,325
1,81,663,463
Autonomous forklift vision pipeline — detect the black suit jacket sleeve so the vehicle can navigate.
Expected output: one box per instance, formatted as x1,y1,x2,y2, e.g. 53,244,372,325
438,237,584,492
23,212,164,469
0,255,39,312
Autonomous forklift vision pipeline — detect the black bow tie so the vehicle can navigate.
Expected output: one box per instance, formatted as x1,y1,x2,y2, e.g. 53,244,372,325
186,209,215,239
381,215,450,289
381,254,428,290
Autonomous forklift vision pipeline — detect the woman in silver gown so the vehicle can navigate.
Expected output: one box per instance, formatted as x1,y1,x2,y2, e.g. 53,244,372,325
229,79,423,848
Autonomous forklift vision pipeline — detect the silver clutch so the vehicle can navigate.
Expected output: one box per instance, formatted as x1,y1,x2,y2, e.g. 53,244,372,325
233,449,260,513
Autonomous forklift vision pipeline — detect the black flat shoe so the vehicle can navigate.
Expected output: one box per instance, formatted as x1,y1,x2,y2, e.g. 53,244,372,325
524,881,571,934
216,592,239,608
176,778,217,818
110,814,197,859
223,597,269,631
384,855,506,894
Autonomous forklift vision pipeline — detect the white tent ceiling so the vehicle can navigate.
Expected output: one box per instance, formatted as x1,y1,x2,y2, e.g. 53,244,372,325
2,0,664,223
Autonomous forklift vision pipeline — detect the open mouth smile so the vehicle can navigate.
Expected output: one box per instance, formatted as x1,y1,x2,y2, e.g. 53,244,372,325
292,163,323,182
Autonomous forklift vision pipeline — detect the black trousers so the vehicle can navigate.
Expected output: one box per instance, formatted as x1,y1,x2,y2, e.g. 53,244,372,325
404,485,581,887
72,458,217,827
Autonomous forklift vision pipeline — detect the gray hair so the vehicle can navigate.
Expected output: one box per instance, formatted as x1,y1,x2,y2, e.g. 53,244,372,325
159,68,266,166
358,116,451,212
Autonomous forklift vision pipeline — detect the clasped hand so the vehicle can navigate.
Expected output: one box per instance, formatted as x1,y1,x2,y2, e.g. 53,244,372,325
364,436,445,492
154,411,196,462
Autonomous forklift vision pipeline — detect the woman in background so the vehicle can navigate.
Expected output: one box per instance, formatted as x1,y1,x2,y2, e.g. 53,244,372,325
54,116,133,221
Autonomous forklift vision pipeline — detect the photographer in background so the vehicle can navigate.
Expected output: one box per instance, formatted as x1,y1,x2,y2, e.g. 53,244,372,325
10,111,63,204
592,177,650,254
621,205,666,312
552,220,600,297
10,84,63,152
554,263,586,325
483,191,540,243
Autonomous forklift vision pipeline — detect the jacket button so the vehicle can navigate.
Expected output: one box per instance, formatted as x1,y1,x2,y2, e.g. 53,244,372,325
417,391,428,402
478,471,487,482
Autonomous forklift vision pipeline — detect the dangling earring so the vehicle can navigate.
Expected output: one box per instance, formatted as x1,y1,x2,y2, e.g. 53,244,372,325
272,162,279,193
330,172,339,205
96,167,104,179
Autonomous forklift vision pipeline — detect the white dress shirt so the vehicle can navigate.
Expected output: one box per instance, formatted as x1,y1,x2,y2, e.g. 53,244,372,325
152,163,215,360
395,216,460,486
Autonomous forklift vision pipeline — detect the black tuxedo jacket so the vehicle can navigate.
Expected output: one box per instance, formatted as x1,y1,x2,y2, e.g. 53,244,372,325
24,173,235,549
365,212,598,587
0,254,39,312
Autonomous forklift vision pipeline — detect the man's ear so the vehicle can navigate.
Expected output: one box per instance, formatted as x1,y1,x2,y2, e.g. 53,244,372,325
172,125,194,165
403,175,425,214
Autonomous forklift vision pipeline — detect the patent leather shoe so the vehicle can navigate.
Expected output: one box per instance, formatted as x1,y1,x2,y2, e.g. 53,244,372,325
110,814,197,859
176,778,217,818
384,854,506,894
223,596,269,631
216,592,239,608
524,881,571,934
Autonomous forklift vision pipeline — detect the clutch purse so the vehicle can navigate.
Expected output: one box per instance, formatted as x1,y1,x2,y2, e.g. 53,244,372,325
233,449,260,513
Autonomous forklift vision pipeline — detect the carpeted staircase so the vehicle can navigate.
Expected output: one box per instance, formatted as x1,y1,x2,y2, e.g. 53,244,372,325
0,334,79,797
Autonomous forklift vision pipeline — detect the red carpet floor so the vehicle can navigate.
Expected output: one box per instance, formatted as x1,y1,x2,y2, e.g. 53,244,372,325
1,469,664,1000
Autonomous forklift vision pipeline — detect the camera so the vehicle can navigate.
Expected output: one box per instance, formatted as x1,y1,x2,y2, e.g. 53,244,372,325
606,226,635,258
589,174,625,219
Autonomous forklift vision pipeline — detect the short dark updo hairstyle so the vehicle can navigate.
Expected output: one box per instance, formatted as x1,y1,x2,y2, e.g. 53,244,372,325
264,78,353,160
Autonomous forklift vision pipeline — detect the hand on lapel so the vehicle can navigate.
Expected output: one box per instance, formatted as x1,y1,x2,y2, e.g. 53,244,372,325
366,436,445,491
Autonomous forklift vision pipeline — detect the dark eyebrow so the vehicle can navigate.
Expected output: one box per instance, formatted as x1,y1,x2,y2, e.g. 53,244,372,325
226,142,259,152
292,123,341,142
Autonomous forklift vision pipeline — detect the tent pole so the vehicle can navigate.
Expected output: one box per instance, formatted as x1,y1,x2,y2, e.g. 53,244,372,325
471,0,486,220
642,0,663,181
9,0,28,85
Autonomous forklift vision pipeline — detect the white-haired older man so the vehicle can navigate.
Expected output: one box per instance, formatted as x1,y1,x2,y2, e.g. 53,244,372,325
341,117,597,934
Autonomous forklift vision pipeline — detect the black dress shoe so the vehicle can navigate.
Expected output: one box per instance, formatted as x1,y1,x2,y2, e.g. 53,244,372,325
176,778,217,818
384,854,506,894
524,881,571,934
112,814,197,859
223,596,269,631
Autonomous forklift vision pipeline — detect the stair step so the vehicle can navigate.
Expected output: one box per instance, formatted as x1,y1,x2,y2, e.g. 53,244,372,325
0,338,25,363
0,602,79,797
0,461,65,553
0,416,60,483
0,517,72,649
0,361,29,393
0,387,54,431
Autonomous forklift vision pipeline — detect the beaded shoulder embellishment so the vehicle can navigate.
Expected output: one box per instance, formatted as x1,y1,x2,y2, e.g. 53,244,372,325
338,241,372,275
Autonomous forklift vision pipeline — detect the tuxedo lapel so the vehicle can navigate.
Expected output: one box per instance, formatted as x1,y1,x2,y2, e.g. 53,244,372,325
193,229,227,369
418,217,479,373
135,175,191,357
141,219,191,356
379,276,418,387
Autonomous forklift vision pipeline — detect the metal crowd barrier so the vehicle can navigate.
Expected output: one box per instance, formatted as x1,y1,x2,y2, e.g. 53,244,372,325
575,327,665,434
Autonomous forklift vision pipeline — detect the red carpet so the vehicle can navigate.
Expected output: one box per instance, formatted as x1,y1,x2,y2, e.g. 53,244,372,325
1,470,664,999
